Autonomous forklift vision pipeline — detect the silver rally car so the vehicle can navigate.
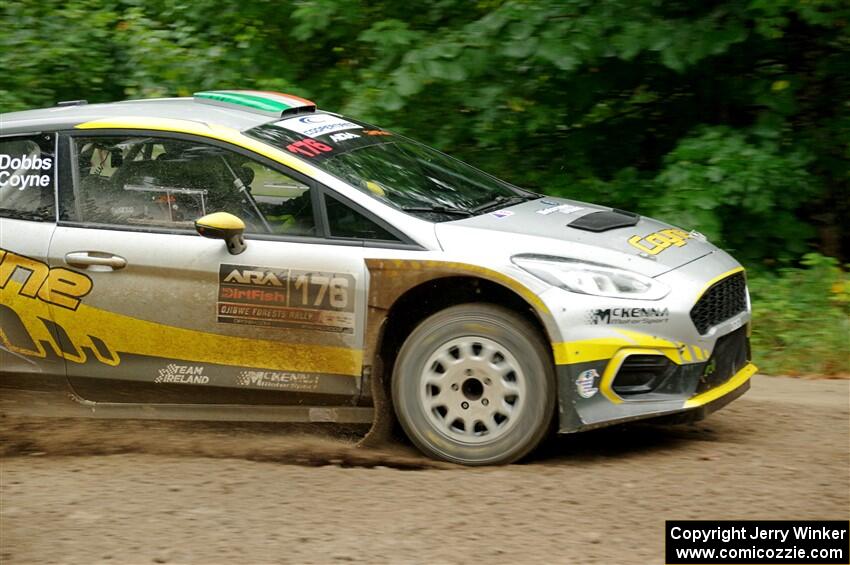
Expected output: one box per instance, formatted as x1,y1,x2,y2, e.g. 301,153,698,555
0,91,755,464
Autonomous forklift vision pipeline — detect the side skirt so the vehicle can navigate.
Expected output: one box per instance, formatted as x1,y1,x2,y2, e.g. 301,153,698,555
0,388,374,424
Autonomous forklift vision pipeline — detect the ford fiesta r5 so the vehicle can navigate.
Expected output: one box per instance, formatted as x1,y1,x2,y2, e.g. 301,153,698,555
0,90,755,465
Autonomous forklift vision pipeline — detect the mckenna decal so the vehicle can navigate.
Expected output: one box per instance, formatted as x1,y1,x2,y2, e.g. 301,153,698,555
236,370,320,391
491,210,514,219
628,228,693,256
575,369,600,399
587,307,669,325
217,264,356,333
155,364,209,384
276,114,361,137
536,203,584,216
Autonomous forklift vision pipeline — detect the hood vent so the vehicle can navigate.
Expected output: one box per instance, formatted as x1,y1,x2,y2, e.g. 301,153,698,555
567,209,640,232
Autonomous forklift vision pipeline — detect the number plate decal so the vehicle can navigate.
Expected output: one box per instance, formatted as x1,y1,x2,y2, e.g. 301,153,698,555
217,264,355,333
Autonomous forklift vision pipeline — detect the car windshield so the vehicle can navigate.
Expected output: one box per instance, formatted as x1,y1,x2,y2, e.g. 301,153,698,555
245,113,532,220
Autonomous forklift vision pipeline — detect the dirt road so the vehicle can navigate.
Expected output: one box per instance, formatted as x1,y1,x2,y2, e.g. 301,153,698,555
1,375,848,564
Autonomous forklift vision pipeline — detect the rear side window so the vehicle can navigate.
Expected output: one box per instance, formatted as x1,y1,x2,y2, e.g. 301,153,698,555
0,133,55,221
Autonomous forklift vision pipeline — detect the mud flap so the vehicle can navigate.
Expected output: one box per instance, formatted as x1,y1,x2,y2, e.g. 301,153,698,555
356,357,394,448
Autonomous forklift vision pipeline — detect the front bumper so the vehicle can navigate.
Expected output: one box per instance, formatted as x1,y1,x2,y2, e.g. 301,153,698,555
538,250,756,433
555,339,756,433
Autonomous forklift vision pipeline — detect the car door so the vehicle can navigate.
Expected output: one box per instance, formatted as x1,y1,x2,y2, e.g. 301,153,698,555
47,130,366,405
0,132,69,391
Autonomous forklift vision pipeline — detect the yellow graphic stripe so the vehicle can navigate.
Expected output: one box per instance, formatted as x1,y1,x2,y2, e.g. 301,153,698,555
553,329,686,365
598,347,671,405
681,344,709,362
445,262,550,316
2,281,120,366
684,363,757,408
554,329,712,405
75,117,316,177
366,259,551,316
3,279,361,376
694,266,745,302
553,337,631,365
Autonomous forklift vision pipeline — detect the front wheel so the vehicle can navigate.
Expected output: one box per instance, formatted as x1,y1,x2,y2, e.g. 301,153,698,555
392,304,555,465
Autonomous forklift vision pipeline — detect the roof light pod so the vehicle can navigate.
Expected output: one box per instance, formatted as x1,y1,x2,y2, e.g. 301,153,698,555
193,90,316,117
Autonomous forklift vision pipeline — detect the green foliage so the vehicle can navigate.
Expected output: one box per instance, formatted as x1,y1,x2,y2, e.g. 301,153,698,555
2,0,848,373
0,1,123,110
749,254,850,375
650,126,819,264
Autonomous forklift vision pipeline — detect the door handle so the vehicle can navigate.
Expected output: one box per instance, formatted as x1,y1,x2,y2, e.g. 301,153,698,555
64,251,127,270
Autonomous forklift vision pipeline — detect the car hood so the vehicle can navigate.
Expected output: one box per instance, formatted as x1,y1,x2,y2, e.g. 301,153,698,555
434,197,715,277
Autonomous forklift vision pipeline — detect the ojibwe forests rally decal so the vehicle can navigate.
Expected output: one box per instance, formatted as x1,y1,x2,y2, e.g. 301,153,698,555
217,264,356,333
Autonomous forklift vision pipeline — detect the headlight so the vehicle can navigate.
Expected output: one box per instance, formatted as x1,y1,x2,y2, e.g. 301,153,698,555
512,255,669,300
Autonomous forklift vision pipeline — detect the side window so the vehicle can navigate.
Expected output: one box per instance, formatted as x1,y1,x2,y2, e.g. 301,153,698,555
241,161,314,236
324,194,399,241
0,133,55,221
64,135,316,236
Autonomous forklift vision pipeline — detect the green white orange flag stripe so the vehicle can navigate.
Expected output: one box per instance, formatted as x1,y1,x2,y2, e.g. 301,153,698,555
193,90,316,116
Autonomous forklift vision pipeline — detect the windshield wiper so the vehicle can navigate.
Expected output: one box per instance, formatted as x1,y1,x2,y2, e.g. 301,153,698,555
469,194,536,214
402,205,473,217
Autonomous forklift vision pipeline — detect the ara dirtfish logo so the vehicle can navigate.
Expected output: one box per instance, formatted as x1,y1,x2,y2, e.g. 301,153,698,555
155,364,209,385
221,264,287,286
575,369,600,399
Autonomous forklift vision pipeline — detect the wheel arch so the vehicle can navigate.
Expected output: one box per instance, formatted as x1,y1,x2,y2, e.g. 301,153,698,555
363,260,559,405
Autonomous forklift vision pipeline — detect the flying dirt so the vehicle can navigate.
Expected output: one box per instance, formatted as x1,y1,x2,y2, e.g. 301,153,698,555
1,375,848,564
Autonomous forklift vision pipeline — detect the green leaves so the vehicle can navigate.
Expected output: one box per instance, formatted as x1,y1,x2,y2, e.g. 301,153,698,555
359,19,423,50
2,0,847,374
650,126,819,264
2,0,846,281
748,253,850,375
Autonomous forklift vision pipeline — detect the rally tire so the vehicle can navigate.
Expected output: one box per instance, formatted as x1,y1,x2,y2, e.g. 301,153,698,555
392,303,555,465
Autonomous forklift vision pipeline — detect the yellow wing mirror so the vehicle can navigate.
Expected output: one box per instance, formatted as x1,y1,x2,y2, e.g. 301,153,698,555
195,212,246,255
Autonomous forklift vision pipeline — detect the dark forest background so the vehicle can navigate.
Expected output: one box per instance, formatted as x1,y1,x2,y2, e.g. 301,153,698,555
2,0,847,373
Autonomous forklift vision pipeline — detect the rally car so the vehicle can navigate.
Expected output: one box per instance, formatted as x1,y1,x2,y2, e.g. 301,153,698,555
0,90,756,465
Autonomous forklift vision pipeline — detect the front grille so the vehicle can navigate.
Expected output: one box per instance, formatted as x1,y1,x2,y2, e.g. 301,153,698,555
696,326,749,394
690,272,747,335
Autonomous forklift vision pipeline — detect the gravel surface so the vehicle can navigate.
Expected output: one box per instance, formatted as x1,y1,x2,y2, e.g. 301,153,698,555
1,375,848,564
